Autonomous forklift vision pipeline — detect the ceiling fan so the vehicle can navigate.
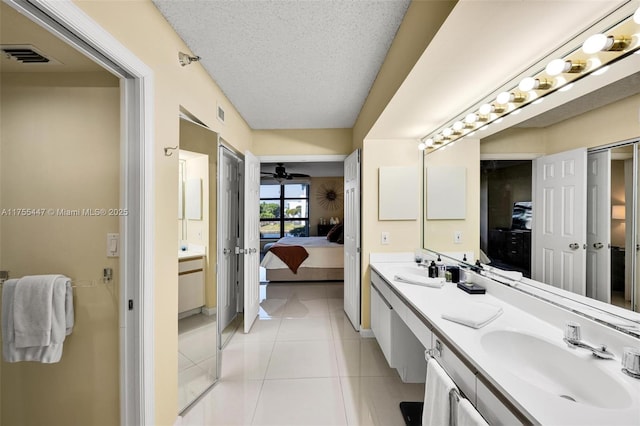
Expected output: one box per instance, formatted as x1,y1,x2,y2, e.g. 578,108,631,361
261,163,309,182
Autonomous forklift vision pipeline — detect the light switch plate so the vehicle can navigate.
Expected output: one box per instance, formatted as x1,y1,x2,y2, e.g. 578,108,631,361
381,232,390,245
107,233,120,257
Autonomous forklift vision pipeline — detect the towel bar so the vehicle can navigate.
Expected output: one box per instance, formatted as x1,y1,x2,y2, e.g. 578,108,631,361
424,349,465,426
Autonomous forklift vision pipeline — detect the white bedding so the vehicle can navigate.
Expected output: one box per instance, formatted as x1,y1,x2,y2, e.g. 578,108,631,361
260,237,344,270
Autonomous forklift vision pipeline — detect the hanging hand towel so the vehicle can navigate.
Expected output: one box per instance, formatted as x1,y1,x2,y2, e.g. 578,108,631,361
4,275,74,363
394,273,445,288
457,398,489,426
422,358,457,426
441,301,503,329
13,275,59,348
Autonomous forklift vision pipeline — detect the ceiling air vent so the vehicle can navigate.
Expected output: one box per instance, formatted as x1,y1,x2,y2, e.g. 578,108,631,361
1,45,55,64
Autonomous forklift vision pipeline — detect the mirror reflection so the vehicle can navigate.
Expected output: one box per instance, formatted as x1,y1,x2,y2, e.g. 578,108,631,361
177,116,218,413
424,56,640,322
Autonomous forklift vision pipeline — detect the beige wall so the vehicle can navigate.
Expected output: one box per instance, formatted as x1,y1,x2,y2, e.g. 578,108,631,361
424,139,481,259
179,120,218,309
74,1,253,423
1,73,120,425
309,176,344,235
481,127,545,156
360,139,421,328
352,1,457,149
252,128,352,156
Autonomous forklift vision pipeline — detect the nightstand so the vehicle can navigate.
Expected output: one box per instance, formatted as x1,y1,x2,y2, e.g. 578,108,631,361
317,224,334,236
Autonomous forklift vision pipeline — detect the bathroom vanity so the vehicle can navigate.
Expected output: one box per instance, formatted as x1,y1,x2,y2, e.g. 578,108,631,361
370,254,640,425
178,250,205,315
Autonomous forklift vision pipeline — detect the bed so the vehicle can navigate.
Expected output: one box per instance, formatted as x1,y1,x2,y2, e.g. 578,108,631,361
260,236,344,281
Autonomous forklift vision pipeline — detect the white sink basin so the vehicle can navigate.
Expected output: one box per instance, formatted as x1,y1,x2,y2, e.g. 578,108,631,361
481,330,632,409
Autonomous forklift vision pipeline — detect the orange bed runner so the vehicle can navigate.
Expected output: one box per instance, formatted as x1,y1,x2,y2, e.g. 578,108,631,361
268,244,309,274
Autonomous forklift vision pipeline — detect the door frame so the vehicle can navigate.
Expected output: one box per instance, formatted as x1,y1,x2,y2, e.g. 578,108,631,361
5,1,155,424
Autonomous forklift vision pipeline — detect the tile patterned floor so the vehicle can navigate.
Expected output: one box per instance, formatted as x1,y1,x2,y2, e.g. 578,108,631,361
181,282,424,426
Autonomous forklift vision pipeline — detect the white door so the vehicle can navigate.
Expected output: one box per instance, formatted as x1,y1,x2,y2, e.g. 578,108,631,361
243,151,261,333
533,148,587,295
586,151,611,302
344,150,361,330
218,147,240,332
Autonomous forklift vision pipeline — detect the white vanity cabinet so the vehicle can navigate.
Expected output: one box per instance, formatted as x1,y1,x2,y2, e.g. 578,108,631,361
371,271,428,383
178,256,205,314
432,337,477,405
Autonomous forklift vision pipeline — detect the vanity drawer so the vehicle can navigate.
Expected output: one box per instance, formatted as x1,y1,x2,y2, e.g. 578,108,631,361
371,270,392,301
433,337,477,405
179,257,204,273
178,270,205,313
476,379,523,425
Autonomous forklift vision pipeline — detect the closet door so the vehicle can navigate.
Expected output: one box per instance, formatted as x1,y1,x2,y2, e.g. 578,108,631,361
586,151,611,302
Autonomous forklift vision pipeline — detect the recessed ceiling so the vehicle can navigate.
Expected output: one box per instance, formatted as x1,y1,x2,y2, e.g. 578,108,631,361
152,0,410,130
0,2,107,74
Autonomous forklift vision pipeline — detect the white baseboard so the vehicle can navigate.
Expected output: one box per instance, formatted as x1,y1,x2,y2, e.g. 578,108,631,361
359,328,374,338
201,306,216,316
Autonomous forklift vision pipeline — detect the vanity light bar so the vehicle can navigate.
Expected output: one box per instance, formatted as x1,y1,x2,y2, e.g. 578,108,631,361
420,6,640,152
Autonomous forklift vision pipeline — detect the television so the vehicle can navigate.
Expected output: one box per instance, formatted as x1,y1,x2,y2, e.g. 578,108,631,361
511,201,532,230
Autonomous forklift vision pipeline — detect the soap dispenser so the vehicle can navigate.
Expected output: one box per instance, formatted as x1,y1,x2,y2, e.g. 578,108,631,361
436,255,446,278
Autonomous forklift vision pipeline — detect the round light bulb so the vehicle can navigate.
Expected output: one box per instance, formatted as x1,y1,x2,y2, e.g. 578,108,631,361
518,77,536,92
418,142,426,151
425,138,434,147
546,59,568,76
465,113,477,124
496,91,512,104
635,6,640,24
453,121,464,131
479,103,492,115
442,127,453,137
583,34,611,54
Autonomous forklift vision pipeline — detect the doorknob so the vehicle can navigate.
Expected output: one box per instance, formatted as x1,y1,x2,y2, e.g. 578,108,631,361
593,242,604,249
569,243,580,250
223,248,231,255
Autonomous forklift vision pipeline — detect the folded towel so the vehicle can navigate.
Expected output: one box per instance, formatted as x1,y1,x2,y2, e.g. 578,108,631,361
13,275,58,348
3,275,74,363
441,302,503,329
457,398,489,426
394,273,445,288
423,358,457,426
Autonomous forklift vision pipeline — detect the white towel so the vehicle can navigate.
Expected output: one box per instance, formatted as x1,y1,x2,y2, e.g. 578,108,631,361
457,398,489,426
423,358,456,426
13,275,59,347
394,273,445,288
3,275,74,363
441,302,503,329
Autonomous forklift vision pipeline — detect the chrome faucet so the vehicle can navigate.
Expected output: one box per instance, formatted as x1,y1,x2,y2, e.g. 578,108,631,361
563,322,615,359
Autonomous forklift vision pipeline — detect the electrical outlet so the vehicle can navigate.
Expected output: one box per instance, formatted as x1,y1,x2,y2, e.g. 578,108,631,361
381,232,390,245
454,231,462,244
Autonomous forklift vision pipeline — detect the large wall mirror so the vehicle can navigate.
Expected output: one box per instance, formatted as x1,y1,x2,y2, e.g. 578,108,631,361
423,6,640,335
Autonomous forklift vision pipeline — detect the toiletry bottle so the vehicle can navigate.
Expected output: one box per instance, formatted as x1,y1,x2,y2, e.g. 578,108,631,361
428,261,438,278
436,255,446,278
463,253,467,262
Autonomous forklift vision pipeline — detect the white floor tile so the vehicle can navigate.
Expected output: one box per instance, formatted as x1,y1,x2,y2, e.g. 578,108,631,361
327,298,345,315
259,298,288,318
326,283,345,299
265,340,339,379
178,362,216,412
334,339,395,377
283,297,330,318
288,284,328,300
179,351,196,372
179,326,217,364
221,339,275,381
201,380,263,426
252,378,347,426
330,311,361,340
277,317,333,341
235,317,282,342
340,376,425,426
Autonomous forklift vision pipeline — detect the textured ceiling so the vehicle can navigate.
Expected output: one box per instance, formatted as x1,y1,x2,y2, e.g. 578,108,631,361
153,0,410,130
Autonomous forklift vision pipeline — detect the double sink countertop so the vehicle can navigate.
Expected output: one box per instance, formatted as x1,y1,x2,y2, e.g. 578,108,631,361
370,260,640,425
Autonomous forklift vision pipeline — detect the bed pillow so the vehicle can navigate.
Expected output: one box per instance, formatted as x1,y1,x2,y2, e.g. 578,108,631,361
327,224,343,243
